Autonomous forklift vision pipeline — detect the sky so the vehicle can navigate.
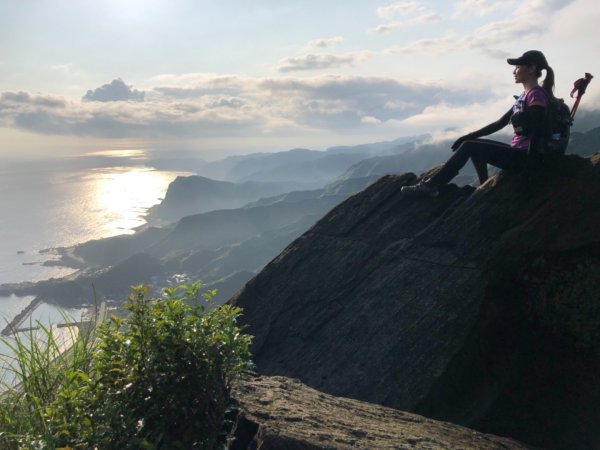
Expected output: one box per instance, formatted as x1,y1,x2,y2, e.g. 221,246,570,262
1,0,599,160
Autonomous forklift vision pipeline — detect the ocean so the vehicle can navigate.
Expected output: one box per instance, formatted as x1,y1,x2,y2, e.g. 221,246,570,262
0,150,190,378
0,151,188,285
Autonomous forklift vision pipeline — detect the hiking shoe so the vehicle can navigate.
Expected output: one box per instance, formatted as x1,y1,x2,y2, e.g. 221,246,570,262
401,182,439,197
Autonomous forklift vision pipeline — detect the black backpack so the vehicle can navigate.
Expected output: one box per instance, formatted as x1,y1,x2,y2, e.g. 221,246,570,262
541,97,573,156
511,89,574,157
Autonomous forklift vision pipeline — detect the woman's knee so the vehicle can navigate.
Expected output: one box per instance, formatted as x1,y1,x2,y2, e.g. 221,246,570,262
455,140,479,156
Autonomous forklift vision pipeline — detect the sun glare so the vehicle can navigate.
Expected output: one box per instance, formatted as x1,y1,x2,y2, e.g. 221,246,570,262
85,149,148,159
93,167,173,235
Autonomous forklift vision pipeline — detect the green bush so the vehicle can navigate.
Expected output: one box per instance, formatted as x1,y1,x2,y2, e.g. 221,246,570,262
0,283,253,449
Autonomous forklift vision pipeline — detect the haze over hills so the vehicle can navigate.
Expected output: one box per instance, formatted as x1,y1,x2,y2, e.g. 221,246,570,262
3,126,599,307
569,126,600,156
0,166,379,305
146,176,309,225
192,135,426,182
144,111,600,185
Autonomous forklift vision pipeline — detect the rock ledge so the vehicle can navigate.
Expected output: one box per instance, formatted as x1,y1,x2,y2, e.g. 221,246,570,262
231,375,533,450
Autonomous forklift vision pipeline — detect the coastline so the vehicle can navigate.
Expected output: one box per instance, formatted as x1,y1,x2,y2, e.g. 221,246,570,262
39,246,87,269
51,324,80,356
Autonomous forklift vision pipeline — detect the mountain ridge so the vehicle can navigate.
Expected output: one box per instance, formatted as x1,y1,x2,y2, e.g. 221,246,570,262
147,175,308,224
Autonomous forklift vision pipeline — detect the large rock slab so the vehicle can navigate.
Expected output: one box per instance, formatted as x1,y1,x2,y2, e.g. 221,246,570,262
231,154,600,449
231,375,533,450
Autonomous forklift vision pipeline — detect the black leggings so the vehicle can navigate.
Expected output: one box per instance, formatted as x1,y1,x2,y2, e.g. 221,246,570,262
430,139,528,185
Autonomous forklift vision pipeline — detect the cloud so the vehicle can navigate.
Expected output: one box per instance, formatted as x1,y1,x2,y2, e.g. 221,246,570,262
0,74,499,139
371,11,441,33
50,63,75,74
361,115,382,124
307,36,344,49
243,75,491,129
376,1,425,19
371,22,403,33
384,35,460,54
8,99,262,139
0,92,67,132
516,0,574,16
206,97,245,109
372,1,441,33
0,91,66,109
384,0,573,55
464,0,573,49
416,12,443,23
82,78,145,102
452,0,517,17
151,74,251,99
276,52,371,73
383,97,514,140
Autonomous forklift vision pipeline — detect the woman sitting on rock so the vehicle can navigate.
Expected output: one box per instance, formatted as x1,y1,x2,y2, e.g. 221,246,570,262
401,50,555,197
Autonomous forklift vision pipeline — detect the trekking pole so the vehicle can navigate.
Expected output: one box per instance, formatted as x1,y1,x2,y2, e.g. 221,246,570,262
570,73,593,119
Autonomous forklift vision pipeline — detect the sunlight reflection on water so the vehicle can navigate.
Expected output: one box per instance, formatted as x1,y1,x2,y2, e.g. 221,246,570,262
84,149,148,159
0,152,190,284
91,166,178,236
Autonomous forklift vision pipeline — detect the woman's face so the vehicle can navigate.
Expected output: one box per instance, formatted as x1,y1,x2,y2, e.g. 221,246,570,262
513,64,536,84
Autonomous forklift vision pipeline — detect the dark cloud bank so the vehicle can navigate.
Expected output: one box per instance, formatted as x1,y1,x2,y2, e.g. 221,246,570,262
82,78,145,102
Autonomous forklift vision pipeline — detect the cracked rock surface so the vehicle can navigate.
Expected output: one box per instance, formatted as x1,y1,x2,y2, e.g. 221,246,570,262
230,375,533,450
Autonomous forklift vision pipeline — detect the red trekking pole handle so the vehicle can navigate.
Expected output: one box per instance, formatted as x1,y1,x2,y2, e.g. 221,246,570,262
570,73,593,119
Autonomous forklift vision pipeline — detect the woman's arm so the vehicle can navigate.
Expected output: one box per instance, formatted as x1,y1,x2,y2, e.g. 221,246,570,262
471,108,514,137
452,108,513,150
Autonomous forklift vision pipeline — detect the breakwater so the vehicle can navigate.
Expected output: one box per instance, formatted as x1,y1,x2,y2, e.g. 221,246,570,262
1,296,43,336
2,300,107,337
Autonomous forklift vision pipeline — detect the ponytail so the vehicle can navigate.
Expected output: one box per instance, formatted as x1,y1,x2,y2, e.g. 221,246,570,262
542,65,558,101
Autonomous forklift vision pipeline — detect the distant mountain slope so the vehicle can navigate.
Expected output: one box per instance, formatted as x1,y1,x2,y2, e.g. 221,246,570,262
176,213,323,283
570,108,600,134
197,137,426,185
152,175,378,260
338,140,473,181
146,196,341,257
71,226,172,267
146,175,305,224
569,126,600,156
325,134,425,156
203,148,369,186
200,148,320,181
231,153,600,450
234,152,369,184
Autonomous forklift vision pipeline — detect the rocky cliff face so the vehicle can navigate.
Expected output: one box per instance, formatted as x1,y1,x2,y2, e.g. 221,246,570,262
231,154,600,450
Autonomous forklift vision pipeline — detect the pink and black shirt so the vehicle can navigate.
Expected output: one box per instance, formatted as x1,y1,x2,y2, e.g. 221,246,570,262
510,86,549,150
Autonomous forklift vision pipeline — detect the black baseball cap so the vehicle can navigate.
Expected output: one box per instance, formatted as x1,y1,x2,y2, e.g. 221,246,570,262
507,50,548,69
